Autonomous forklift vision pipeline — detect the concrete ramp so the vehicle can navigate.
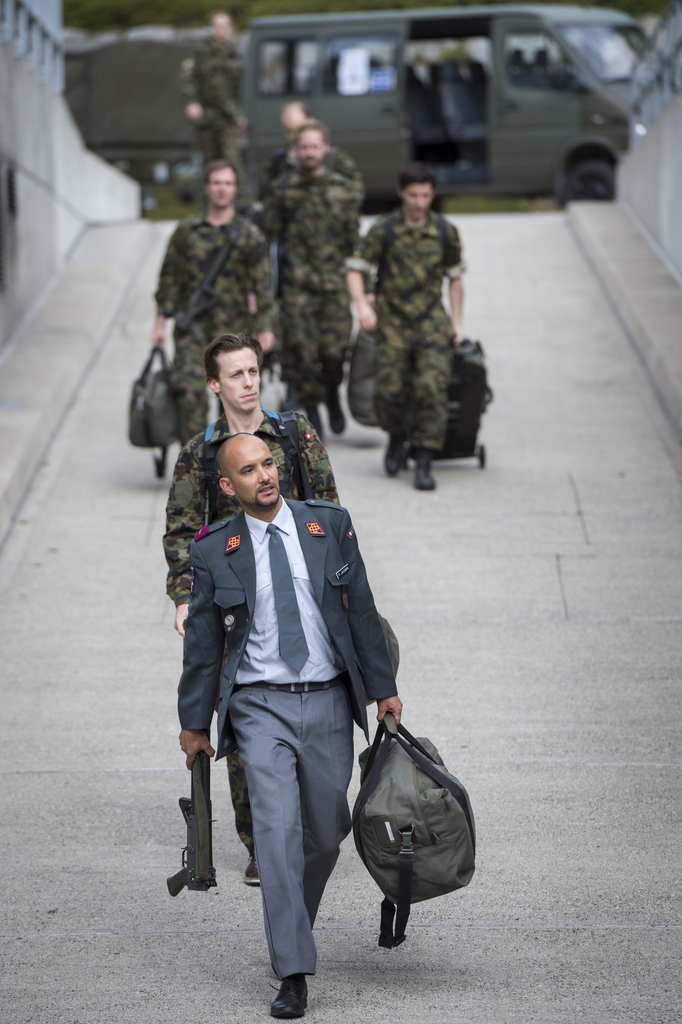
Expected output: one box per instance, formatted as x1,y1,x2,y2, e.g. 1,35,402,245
0,220,171,545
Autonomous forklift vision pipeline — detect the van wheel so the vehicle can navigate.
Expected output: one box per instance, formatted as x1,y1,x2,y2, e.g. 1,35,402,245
566,160,614,202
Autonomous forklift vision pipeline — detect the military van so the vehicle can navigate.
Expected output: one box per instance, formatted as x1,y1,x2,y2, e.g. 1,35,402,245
244,4,647,204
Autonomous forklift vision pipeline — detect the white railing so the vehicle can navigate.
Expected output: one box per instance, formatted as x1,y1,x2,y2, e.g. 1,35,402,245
631,0,682,145
1,0,63,92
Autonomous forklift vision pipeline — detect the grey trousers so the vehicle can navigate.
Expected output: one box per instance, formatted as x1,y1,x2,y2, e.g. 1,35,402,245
228,685,354,978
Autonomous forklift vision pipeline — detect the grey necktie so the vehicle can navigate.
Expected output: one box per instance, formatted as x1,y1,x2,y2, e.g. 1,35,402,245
266,523,310,672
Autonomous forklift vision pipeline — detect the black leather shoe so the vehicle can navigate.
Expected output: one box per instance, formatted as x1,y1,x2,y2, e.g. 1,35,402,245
325,386,345,434
305,405,324,440
384,434,406,476
414,448,436,490
280,381,298,412
271,974,308,1018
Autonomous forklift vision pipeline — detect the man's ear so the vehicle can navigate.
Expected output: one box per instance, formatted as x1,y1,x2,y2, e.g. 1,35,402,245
219,476,236,497
207,378,220,395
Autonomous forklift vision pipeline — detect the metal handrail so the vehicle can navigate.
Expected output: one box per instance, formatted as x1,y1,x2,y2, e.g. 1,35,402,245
631,0,682,145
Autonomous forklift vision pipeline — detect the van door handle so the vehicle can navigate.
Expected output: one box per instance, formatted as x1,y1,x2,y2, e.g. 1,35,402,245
498,101,518,113
380,105,399,115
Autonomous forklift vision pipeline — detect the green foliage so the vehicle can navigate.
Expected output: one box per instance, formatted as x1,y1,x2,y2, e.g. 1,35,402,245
63,0,670,32
442,195,559,213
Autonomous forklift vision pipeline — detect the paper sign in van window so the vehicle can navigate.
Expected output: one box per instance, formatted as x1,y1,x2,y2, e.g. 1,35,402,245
338,47,370,95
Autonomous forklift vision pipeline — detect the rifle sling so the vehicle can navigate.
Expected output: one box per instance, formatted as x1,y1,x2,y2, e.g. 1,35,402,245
176,218,243,331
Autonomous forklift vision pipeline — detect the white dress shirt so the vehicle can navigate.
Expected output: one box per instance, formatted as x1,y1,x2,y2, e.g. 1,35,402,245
236,500,344,687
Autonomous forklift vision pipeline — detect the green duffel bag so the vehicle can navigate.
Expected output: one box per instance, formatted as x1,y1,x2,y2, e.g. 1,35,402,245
353,712,476,948
348,329,379,427
129,346,178,474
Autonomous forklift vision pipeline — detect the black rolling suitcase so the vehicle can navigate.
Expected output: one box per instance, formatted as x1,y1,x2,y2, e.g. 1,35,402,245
429,338,492,467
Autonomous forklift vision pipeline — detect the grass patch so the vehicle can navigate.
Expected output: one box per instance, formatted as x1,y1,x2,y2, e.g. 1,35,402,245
142,188,199,221
442,195,559,214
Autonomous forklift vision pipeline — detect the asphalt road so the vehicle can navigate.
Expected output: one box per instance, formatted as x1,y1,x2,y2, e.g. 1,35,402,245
1,212,680,1023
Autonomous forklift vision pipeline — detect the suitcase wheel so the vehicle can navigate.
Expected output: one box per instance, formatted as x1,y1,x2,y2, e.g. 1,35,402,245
477,444,486,469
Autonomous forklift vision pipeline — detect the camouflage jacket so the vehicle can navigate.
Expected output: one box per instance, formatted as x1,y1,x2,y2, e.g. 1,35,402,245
155,214,276,337
260,145,365,206
180,38,244,127
260,169,359,294
347,210,466,324
164,411,339,605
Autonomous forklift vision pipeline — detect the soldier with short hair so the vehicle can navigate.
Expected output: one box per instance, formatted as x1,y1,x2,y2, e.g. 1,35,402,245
152,160,276,444
164,331,339,884
261,100,364,206
261,119,360,438
181,10,249,189
346,161,466,491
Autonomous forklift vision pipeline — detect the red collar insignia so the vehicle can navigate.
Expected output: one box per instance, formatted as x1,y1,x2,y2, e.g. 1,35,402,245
226,533,241,552
306,521,326,537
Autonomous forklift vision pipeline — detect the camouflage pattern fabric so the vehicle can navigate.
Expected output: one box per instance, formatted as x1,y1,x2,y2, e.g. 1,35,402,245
155,215,276,444
171,331,214,444
181,39,247,183
225,749,253,855
279,286,352,407
164,410,339,606
261,168,358,401
260,145,365,206
260,168,359,294
347,210,467,450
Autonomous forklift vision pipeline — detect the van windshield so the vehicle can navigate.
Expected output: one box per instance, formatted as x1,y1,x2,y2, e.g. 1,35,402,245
557,24,646,83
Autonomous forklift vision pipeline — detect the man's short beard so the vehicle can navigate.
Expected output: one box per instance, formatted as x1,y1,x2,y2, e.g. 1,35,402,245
255,489,280,508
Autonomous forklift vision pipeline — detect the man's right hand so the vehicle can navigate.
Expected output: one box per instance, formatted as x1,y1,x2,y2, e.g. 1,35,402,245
175,603,190,637
152,314,167,348
357,297,377,333
179,729,215,769
185,102,204,123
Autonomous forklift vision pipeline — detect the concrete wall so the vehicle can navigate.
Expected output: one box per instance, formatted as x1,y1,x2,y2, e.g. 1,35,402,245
0,23,139,352
617,91,682,282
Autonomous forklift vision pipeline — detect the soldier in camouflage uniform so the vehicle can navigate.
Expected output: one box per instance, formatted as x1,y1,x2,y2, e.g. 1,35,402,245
152,160,276,444
165,332,339,883
260,100,365,206
261,120,359,439
181,12,248,190
346,162,466,491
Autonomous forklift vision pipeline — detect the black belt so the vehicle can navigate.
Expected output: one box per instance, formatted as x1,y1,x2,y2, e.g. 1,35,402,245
237,675,344,694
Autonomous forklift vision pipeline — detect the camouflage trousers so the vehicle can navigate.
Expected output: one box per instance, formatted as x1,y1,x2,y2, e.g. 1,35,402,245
196,122,249,196
171,331,211,445
375,315,454,451
280,287,352,407
226,751,254,855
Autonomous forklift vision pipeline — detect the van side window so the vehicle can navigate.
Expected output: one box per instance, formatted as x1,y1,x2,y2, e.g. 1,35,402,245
504,32,573,90
258,39,318,95
322,35,398,95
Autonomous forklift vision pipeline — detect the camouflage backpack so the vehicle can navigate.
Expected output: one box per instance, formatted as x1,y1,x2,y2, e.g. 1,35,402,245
353,712,476,948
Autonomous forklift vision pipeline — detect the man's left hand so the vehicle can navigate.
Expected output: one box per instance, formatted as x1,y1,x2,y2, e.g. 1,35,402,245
377,695,403,726
453,327,465,347
179,729,215,769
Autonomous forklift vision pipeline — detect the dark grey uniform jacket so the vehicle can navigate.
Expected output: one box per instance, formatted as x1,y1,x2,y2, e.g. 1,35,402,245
178,499,397,760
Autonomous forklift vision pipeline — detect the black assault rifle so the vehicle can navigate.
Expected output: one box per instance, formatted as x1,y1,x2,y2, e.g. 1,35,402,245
174,220,243,343
167,750,217,896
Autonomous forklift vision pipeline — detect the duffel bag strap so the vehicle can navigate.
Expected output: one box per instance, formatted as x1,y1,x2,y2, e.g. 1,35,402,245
378,824,415,949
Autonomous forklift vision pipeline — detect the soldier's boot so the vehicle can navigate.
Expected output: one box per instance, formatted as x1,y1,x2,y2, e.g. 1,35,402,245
414,448,436,491
280,381,298,412
305,405,324,440
325,386,345,435
384,434,407,477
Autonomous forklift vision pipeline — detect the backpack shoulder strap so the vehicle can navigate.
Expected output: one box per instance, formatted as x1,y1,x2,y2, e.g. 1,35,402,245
201,421,220,527
376,212,395,295
264,409,314,501
435,213,449,268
